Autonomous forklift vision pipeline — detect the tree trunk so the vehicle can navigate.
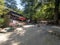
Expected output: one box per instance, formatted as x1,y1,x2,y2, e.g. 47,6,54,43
54,0,60,24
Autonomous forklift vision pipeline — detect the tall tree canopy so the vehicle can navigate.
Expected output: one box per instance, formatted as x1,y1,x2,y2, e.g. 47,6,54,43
0,0,5,15
20,0,38,17
33,0,55,20
5,0,17,10
20,0,55,20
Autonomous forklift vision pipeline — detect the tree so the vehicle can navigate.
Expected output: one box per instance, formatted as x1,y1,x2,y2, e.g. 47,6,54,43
0,0,9,27
20,0,60,24
0,0,5,15
5,0,17,10
20,0,39,21
54,0,60,24
34,0,55,20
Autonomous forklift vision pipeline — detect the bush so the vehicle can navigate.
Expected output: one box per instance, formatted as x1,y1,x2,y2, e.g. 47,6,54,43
0,18,5,28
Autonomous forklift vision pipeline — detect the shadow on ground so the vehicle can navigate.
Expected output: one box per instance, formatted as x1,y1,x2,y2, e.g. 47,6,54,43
0,25,60,45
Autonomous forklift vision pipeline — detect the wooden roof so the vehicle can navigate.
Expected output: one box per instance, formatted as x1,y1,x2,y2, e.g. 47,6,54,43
7,11,24,17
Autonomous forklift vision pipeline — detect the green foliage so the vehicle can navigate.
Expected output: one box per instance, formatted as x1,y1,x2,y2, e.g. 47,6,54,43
0,18,4,23
5,0,17,10
20,0,57,21
0,0,10,27
32,0,55,20
15,9,23,14
0,18,5,27
20,0,38,19
0,0,5,15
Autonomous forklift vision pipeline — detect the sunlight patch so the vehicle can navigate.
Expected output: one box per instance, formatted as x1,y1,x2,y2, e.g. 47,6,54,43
15,28,26,36
0,33,12,42
23,25,34,28
12,42,20,45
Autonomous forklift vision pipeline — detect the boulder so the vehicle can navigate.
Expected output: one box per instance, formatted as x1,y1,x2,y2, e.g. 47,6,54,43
0,28,7,33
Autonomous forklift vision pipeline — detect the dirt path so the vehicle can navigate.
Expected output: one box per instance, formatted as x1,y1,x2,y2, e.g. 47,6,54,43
0,25,60,45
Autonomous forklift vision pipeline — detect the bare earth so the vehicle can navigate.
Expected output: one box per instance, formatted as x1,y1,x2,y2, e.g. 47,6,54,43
0,24,60,45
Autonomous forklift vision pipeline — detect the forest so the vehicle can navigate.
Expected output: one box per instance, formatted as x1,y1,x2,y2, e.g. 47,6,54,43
0,0,60,45
0,0,60,27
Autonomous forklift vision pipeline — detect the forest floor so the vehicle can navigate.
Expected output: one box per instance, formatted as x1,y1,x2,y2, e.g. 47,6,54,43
0,24,60,45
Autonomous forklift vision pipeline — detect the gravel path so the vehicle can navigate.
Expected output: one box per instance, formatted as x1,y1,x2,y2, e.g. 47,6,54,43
0,25,60,45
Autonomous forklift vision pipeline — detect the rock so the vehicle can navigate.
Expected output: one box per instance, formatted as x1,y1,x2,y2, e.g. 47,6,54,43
15,28,23,31
0,29,7,33
0,28,2,30
0,27,11,33
0,28,2,32
48,30,53,33
14,28,23,33
4,27,11,30
4,27,15,32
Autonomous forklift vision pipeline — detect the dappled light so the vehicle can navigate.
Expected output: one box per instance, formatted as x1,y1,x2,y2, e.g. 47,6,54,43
11,42,20,45
23,25,35,28
0,25,60,45
0,0,60,45
0,33,12,43
14,28,26,36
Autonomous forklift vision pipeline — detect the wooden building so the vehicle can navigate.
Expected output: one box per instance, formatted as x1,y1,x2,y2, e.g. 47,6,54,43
7,11,26,21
